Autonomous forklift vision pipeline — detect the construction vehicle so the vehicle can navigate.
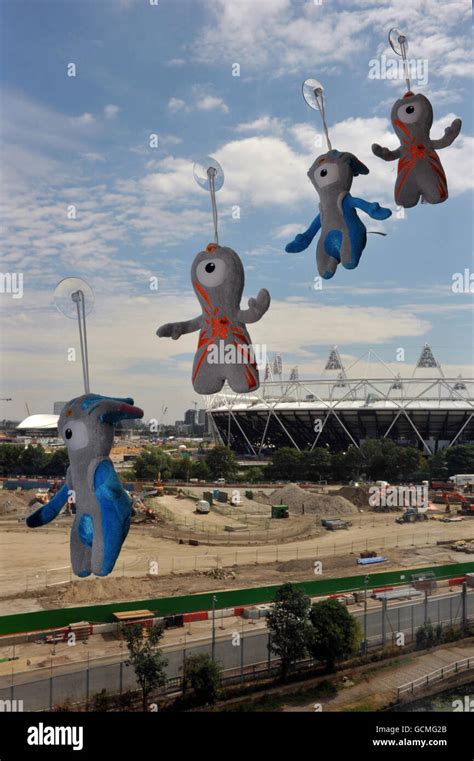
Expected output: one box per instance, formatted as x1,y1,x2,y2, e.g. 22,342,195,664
442,491,474,516
321,518,352,530
395,508,429,524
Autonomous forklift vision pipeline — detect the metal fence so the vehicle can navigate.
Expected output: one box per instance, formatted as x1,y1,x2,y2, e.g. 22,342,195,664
0,526,464,596
397,656,474,698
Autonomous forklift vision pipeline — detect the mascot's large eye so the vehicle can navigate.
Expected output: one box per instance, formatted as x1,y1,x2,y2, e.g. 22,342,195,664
196,258,226,287
62,420,89,451
397,101,421,124
313,162,339,187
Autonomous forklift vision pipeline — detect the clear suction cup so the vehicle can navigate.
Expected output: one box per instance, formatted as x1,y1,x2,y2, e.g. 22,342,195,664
53,277,94,319
302,79,325,110
388,28,408,57
193,156,224,192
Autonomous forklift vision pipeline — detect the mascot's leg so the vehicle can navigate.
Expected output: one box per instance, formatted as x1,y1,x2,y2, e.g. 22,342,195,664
395,167,421,208
70,515,93,577
339,213,366,270
418,158,448,204
227,359,259,393
192,350,226,394
317,237,339,280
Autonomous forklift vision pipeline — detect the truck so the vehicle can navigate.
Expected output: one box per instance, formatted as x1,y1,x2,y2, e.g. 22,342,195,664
432,474,474,491
195,500,210,515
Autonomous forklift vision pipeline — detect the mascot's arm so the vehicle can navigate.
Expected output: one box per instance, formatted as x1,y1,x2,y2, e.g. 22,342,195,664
431,118,462,149
26,483,69,527
285,214,321,253
238,289,271,324
157,315,203,340
348,197,392,220
371,144,401,161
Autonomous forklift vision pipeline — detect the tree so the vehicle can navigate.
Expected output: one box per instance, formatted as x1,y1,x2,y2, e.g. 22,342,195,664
428,450,448,480
301,448,332,482
307,599,361,671
266,583,311,679
205,446,237,480
331,446,364,482
133,447,172,480
19,444,47,477
445,445,474,477
396,446,424,481
0,444,21,476
184,653,222,705
360,439,400,481
265,448,304,481
244,466,265,483
121,624,168,711
45,448,69,477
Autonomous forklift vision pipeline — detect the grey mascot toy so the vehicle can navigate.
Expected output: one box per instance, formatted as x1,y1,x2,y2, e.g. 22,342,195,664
26,394,143,577
372,91,462,208
157,243,270,394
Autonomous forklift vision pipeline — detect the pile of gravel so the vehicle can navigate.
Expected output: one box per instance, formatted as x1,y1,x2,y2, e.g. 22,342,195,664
336,486,372,508
270,483,358,516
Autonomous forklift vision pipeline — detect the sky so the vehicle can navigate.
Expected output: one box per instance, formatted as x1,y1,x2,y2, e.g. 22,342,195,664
0,0,473,424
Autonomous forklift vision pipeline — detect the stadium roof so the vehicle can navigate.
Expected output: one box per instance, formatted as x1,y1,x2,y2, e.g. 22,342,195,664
17,414,59,430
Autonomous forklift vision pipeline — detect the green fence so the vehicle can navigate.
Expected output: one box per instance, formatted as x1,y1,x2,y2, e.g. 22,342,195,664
0,561,473,637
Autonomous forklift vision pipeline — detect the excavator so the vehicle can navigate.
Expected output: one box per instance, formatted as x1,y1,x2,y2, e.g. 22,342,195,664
442,491,474,516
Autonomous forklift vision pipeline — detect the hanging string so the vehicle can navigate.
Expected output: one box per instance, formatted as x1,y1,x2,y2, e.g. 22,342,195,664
398,34,411,92
207,167,219,245
314,88,332,151
72,290,90,394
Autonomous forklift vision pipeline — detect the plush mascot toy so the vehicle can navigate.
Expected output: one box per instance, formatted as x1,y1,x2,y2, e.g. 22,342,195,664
157,243,270,394
286,150,392,280
26,394,143,577
372,91,462,207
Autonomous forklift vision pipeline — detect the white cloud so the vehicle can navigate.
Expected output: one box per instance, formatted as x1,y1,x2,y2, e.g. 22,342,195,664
71,112,96,126
104,104,120,119
195,0,473,85
235,116,286,134
196,94,229,114
168,97,187,113
273,223,304,240
168,87,229,115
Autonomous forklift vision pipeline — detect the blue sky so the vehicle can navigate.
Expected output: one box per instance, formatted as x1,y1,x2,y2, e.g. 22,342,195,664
0,0,473,422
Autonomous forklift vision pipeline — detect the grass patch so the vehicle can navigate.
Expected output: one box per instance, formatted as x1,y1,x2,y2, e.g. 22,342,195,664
225,679,338,712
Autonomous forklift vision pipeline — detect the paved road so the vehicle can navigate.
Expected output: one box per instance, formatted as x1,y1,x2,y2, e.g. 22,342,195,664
1,591,472,711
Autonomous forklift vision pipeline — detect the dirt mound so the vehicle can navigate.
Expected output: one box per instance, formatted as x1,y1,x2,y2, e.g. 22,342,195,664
0,490,29,514
270,484,358,517
336,486,371,509
252,491,272,505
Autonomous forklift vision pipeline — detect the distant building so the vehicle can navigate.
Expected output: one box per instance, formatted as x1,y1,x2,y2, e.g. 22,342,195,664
184,409,197,428
54,401,67,415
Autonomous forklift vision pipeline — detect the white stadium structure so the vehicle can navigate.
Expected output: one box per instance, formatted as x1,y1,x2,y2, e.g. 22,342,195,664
206,345,474,456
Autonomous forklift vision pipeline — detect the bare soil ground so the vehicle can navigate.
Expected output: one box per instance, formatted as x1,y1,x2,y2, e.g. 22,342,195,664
1,488,473,615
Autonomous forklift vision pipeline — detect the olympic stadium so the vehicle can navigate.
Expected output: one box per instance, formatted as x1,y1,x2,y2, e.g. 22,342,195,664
205,345,474,456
